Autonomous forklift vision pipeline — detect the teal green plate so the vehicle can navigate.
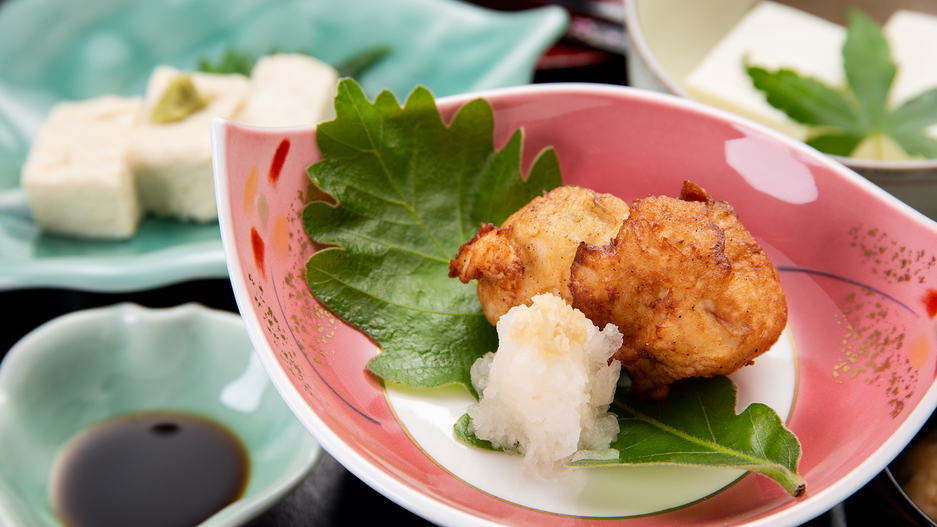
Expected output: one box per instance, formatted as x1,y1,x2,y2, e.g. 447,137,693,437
0,303,321,526
0,0,567,291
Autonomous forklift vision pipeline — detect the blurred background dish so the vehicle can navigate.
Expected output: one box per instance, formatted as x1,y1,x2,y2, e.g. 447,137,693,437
624,0,937,220
0,303,321,527
0,0,567,292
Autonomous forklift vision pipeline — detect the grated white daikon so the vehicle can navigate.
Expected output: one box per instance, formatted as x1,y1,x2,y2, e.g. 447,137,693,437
468,293,623,475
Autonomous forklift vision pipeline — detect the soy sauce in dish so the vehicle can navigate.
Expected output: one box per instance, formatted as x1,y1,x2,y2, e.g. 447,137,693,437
52,411,250,527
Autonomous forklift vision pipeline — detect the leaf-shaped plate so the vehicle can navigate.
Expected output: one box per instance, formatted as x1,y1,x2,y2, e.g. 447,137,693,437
0,0,566,291
213,83,937,527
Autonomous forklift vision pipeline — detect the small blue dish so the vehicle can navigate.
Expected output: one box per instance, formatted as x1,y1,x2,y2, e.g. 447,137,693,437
0,303,321,526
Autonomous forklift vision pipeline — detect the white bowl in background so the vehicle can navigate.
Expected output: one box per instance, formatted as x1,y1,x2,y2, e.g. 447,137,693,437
624,0,937,220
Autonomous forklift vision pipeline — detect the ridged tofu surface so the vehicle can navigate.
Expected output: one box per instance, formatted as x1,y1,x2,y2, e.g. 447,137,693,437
21,95,143,239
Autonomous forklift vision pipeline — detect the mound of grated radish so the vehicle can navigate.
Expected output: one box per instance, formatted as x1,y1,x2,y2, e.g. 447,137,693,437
468,292,623,475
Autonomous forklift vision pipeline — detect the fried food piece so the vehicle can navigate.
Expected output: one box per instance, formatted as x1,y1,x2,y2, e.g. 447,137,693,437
449,186,629,325
569,181,787,400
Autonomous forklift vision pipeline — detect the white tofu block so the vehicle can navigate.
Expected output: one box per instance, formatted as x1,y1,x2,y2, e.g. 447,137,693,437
683,1,846,141
132,66,250,222
21,95,143,239
884,10,937,139
235,54,339,127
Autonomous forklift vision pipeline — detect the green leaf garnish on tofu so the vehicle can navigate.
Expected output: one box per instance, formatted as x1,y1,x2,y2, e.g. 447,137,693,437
149,75,207,124
748,7,937,158
302,79,562,394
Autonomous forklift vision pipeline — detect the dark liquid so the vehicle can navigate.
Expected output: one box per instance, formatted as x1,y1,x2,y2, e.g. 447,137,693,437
52,412,250,527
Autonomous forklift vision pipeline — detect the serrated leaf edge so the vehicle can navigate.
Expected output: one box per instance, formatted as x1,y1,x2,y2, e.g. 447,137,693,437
576,398,806,496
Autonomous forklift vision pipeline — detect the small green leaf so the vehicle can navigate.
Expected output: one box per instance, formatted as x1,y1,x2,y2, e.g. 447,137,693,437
472,144,563,228
806,133,864,156
336,45,392,79
747,66,861,130
197,47,254,75
304,79,562,393
884,88,937,133
454,413,501,451
577,377,806,497
748,7,937,159
454,376,805,496
887,129,937,159
842,8,895,127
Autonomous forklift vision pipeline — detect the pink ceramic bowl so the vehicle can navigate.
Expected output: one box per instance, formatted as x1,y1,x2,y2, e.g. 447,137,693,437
211,83,937,527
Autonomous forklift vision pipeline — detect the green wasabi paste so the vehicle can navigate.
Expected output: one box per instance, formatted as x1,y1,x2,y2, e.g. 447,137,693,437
150,75,207,124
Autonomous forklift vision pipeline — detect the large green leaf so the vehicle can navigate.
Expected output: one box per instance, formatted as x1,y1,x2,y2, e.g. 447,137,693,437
455,376,804,496
303,79,562,393
575,376,805,497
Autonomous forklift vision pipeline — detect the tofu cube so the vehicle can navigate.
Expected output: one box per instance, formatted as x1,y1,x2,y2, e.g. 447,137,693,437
683,1,846,141
21,95,143,239
132,66,250,222
235,53,338,127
